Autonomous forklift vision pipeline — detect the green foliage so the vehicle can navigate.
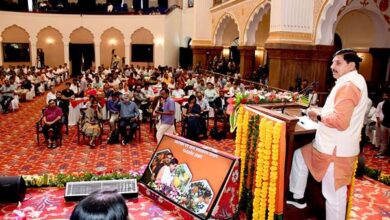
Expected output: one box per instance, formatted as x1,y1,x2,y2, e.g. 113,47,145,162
23,172,141,188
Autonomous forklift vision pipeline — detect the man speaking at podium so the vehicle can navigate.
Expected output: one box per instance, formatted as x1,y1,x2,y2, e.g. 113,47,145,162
287,49,368,220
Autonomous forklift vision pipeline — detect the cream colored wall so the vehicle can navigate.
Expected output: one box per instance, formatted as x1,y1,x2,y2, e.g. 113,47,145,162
1,25,30,43
0,11,180,67
211,0,267,46
193,0,212,41
70,27,94,43
101,28,125,68
181,1,194,47
130,27,154,66
336,11,375,48
36,27,65,67
221,22,239,46
164,8,181,67
255,11,270,47
1,25,31,67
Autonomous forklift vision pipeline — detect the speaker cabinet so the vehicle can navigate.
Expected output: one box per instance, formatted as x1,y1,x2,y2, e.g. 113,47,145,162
0,176,26,203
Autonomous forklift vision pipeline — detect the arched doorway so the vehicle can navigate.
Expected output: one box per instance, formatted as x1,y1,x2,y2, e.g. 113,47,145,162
36,26,64,68
316,0,390,95
69,27,94,76
1,25,30,67
130,27,154,66
179,37,193,69
101,27,125,68
213,13,240,74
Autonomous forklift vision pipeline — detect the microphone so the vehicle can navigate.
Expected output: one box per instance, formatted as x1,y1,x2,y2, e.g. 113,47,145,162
281,97,289,114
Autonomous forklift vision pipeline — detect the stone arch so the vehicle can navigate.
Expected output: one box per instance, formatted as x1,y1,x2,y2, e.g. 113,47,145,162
69,26,94,43
130,27,154,44
213,13,240,46
1,25,30,42
334,8,389,48
36,26,64,67
315,0,390,46
130,27,155,65
100,27,125,67
243,2,271,46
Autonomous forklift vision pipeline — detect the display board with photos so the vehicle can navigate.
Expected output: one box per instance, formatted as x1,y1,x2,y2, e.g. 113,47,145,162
139,134,240,219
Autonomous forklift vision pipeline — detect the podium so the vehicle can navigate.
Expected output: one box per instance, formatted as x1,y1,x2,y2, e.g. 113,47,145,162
246,103,325,219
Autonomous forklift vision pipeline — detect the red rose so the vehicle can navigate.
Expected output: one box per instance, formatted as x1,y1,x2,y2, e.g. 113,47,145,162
241,98,248,104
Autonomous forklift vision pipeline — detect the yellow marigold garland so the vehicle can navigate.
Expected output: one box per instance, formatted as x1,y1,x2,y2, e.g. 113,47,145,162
346,159,358,220
252,118,282,220
267,122,282,220
252,118,266,220
238,109,250,200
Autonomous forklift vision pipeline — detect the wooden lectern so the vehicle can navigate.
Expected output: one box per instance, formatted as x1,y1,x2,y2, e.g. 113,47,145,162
247,103,325,220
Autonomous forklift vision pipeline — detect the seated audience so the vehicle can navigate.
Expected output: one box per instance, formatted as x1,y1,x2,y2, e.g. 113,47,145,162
118,94,139,145
46,85,56,104
171,83,185,98
133,85,150,121
82,99,102,147
0,79,16,113
108,92,120,132
84,83,97,97
42,99,63,148
70,189,133,220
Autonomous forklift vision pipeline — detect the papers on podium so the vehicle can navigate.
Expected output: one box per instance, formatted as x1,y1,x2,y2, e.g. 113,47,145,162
298,116,318,130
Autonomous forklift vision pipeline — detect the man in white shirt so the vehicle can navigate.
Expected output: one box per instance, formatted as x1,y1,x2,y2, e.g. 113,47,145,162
46,85,57,104
141,83,155,99
196,91,209,138
204,82,218,107
171,83,185,98
0,79,16,113
375,90,390,158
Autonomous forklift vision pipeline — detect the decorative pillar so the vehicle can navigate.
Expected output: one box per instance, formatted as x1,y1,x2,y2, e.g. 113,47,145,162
63,38,70,67
30,37,38,67
238,46,256,79
94,39,101,68
125,39,131,66
0,37,3,66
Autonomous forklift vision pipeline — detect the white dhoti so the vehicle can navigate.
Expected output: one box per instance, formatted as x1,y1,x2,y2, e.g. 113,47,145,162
289,149,347,220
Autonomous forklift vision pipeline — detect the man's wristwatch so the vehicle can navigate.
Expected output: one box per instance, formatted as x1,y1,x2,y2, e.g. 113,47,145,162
317,114,322,122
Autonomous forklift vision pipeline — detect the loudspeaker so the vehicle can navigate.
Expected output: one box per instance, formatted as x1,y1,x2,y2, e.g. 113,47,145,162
0,176,26,203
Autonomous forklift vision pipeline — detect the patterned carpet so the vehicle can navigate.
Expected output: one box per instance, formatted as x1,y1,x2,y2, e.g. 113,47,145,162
0,84,389,219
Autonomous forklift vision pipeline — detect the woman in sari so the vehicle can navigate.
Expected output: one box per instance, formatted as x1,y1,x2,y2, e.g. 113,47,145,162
82,99,102,147
182,95,202,141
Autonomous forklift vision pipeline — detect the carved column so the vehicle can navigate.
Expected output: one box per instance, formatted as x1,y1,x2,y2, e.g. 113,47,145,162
94,39,100,68
30,37,38,67
63,38,70,67
125,38,131,66
238,46,256,79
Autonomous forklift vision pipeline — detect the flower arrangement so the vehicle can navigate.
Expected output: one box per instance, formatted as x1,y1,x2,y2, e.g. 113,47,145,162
228,91,297,132
234,111,284,220
23,170,143,188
